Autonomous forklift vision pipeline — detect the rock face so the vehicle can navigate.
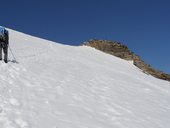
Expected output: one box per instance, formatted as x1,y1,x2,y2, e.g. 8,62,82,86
83,39,170,82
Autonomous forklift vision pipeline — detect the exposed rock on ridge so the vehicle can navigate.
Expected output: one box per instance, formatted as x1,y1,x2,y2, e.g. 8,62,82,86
83,39,170,82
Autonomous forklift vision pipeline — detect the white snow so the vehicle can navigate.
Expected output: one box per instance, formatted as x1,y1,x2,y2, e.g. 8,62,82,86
0,28,170,128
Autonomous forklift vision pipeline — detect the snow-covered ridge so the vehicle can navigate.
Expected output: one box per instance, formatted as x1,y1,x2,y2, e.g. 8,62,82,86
0,29,170,128
84,39,170,81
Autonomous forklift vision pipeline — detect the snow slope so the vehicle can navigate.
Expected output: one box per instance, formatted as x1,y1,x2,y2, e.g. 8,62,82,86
0,29,170,128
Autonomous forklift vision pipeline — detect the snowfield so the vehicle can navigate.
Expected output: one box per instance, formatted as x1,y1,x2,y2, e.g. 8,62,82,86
0,29,170,128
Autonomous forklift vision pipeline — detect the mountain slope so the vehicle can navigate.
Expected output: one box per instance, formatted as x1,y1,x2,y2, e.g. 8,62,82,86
0,29,170,128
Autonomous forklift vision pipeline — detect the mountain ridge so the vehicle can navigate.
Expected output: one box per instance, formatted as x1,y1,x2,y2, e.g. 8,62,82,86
83,39,170,82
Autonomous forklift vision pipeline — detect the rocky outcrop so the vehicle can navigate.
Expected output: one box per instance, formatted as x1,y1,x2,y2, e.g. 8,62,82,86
83,39,170,82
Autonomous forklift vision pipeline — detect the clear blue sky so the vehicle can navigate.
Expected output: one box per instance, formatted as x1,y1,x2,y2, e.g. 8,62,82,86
0,0,170,74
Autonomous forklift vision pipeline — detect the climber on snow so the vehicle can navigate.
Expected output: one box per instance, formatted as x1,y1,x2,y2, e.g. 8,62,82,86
0,26,9,63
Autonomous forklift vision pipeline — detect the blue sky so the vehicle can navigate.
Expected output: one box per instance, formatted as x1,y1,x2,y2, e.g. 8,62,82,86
0,0,170,73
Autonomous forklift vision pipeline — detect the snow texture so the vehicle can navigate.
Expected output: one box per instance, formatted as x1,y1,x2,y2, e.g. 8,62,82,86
0,29,170,128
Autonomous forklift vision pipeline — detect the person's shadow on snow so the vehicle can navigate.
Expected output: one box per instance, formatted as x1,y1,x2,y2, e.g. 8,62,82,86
8,59,19,64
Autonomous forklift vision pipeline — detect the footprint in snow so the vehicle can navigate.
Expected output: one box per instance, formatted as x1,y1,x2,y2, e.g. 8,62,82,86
0,107,3,113
9,98,20,106
8,80,13,84
15,118,28,128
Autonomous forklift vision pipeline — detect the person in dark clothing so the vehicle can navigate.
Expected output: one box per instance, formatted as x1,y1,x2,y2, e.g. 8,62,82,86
0,29,9,63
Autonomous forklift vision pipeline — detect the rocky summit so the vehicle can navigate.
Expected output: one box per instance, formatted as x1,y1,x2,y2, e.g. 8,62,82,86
83,39,170,82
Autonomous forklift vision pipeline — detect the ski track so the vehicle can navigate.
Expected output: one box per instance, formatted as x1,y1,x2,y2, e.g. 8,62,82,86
0,29,170,128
